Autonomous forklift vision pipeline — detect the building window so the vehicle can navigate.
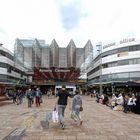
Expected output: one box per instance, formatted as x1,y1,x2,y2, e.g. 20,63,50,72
118,60,129,65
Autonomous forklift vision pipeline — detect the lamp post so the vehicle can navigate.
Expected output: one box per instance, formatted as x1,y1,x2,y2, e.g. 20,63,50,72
110,72,113,93
96,42,102,94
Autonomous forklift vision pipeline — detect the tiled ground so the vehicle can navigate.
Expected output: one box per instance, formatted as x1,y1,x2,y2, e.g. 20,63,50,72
0,96,140,140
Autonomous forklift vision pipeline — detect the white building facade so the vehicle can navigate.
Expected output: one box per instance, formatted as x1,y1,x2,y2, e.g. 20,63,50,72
87,39,140,86
0,44,28,95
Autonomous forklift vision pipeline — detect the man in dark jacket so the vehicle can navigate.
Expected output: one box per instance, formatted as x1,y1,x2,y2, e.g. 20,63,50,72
55,85,72,129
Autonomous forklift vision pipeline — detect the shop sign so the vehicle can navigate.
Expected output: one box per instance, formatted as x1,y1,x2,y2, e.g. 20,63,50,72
39,68,70,72
120,38,135,44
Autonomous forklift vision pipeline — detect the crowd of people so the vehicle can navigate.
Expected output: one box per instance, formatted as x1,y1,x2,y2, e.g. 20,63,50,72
6,87,43,107
6,86,140,130
95,91,140,114
7,86,83,130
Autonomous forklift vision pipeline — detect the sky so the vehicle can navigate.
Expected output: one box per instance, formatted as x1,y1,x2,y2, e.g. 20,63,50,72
0,0,140,52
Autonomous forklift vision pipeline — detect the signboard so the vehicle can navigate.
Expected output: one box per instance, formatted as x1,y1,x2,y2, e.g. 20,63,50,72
39,68,70,72
120,38,135,44
103,42,116,49
103,38,135,49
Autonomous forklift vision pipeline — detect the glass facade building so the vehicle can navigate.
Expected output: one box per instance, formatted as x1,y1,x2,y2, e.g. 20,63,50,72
14,38,93,84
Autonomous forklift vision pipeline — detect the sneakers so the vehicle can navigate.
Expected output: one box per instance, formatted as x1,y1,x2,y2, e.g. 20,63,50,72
59,123,65,129
61,124,65,129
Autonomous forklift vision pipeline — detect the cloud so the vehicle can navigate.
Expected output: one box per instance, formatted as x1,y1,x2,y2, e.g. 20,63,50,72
0,0,140,52
56,0,88,31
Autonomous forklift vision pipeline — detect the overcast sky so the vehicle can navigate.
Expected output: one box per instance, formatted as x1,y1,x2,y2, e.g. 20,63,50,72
0,0,140,52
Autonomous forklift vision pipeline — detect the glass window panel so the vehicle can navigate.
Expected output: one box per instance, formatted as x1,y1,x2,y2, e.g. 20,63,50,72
117,73,129,78
136,58,140,64
118,60,129,65
130,72,140,77
118,47,129,53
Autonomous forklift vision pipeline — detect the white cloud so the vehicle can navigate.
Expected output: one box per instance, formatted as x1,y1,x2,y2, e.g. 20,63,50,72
0,0,140,52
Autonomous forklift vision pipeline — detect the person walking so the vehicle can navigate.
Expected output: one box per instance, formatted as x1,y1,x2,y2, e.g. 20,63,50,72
12,91,17,104
55,85,72,129
72,89,83,125
35,88,42,107
26,88,33,108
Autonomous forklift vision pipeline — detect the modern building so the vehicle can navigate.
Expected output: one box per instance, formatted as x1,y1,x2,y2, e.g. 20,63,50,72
14,38,93,85
87,38,140,93
0,44,28,96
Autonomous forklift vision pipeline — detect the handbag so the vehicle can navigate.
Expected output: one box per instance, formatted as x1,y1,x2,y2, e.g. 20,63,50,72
52,111,58,123
79,106,83,111
71,111,77,120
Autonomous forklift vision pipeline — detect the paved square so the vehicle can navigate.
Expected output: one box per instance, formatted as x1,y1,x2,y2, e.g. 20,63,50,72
0,96,140,140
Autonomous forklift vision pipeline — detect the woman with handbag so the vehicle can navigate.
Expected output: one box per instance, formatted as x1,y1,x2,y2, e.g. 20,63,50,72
72,89,83,125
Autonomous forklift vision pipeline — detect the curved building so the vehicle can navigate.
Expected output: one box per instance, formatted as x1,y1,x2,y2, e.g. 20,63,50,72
0,44,27,95
87,38,140,92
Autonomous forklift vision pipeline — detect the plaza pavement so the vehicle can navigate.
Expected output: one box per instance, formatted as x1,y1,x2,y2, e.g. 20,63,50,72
0,95,140,140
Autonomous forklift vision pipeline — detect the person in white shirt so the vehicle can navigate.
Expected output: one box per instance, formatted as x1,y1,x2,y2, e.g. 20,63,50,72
111,94,117,108
116,93,124,105
127,94,136,111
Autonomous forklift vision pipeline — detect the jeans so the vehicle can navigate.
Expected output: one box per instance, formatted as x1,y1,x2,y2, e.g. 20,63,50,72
57,105,66,124
73,107,81,122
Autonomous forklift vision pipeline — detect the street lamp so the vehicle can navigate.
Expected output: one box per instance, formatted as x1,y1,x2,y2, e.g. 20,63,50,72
96,42,102,94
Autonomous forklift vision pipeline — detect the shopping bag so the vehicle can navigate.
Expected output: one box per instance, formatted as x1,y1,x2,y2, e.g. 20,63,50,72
70,111,78,121
52,111,58,123
46,111,52,122
79,106,83,111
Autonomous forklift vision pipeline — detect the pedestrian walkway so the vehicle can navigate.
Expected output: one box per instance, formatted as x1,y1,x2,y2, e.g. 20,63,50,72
0,96,8,101
0,96,140,140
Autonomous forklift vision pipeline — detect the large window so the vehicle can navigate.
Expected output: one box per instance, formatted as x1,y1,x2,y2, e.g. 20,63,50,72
102,72,140,82
0,74,7,79
129,45,140,51
118,47,129,53
0,50,14,60
102,45,140,59
0,62,7,68
102,58,140,69
130,72,140,78
87,66,100,76
118,60,129,65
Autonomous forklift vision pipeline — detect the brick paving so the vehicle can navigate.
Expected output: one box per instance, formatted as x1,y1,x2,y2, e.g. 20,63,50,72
0,95,140,140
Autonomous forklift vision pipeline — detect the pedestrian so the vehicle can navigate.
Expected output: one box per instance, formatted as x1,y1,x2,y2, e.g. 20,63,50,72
72,89,83,125
12,91,17,104
16,90,20,105
47,89,52,99
35,88,42,107
55,85,72,129
26,88,33,108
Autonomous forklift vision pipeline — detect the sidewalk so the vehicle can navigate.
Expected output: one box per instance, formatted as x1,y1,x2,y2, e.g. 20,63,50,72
0,96,8,101
0,96,140,140
0,96,11,106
